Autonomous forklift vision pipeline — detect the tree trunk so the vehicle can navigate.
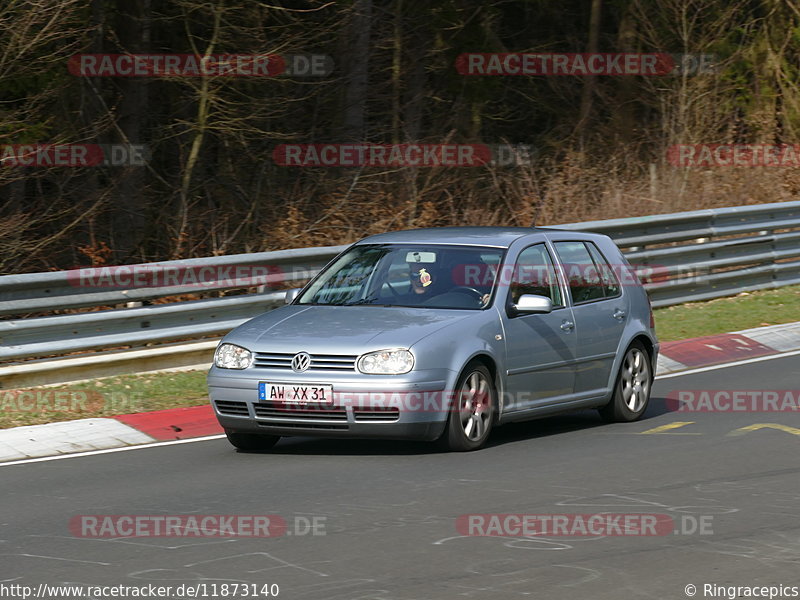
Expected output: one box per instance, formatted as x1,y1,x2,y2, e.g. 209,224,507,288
576,0,602,139
113,0,151,261
342,0,372,141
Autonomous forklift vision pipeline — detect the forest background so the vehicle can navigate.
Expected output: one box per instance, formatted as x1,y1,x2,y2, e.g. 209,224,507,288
1,0,799,274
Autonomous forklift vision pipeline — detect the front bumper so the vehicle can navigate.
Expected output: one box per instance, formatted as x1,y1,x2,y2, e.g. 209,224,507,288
208,367,453,442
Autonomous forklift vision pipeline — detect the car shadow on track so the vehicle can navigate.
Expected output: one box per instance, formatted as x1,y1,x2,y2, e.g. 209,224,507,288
486,412,606,448
259,437,440,455
644,395,685,418
238,402,674,455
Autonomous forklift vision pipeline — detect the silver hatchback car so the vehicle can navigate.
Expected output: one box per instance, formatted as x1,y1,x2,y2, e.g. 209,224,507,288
208,227,658,452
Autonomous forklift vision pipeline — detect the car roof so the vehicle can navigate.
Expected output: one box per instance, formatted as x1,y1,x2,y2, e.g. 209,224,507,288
358,226,548,248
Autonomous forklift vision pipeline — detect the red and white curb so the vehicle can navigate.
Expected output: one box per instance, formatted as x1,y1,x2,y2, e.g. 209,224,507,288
2,321,799,463
0,406,222,463
0,418,156,462
655,321,800,374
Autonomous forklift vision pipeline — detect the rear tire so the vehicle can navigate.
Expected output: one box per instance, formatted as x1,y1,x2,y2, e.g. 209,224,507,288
225,432,280,452
438,362,495,451
599,341,652,423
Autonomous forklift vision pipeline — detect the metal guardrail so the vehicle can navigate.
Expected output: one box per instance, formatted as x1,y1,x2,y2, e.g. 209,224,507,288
2,200,800,364
556,201,800,306
0,245,346,316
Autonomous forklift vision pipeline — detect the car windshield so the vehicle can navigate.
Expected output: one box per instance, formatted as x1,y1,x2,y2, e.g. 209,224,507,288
297,244,506,309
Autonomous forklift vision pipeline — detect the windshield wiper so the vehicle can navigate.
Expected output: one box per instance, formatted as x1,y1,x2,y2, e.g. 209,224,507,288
343,296,379,305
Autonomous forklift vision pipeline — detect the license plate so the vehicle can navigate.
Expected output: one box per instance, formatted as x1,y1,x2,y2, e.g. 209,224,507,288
258,382,333,403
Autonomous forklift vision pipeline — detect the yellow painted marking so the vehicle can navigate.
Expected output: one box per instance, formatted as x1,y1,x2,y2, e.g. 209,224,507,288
729,423,800,437
639,421,696,435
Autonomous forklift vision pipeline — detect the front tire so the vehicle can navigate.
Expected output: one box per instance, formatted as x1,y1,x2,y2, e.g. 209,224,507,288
439,363,496,451
225,431,280,452
599,342,652,423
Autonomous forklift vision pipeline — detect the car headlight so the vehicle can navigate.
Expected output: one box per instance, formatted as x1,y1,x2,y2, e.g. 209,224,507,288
357,349,414,375
214,343,253,369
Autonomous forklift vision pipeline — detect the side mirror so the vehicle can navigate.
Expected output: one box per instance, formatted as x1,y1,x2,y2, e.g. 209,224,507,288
284,288,301,304
513,294,553,315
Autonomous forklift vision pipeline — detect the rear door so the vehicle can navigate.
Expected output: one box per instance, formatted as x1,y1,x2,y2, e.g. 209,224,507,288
552,240,628,399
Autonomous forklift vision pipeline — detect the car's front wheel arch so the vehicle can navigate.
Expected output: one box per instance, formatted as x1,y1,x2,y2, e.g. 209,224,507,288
465,353,502,424
438,358,498,451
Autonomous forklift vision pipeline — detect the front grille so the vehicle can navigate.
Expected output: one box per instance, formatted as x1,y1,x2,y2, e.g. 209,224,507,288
353,407,400,422
253,352,358,372
215,400,250,416
253,401,348,422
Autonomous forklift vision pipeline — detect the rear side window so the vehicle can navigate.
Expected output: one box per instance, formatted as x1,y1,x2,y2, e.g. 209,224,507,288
586,242,621,297
553,241,620,304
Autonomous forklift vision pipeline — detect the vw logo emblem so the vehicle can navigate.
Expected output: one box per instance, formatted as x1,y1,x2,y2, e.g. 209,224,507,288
291,352,311,373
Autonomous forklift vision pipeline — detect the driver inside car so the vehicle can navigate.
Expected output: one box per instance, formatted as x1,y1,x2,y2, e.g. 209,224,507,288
408,263,435,295
394,259,443,304
408,257,491,307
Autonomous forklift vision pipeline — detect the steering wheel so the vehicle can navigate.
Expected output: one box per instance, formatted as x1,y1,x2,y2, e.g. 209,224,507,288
384,281,402,297
449,286,485,302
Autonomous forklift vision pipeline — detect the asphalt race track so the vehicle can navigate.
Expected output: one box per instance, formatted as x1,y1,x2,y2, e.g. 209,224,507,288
2,354,799,600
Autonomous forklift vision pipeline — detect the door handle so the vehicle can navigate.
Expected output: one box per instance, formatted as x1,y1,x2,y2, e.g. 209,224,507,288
560,320,575,331
612,309,627,320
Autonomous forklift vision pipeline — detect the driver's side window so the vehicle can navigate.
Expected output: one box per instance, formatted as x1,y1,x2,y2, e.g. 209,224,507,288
509,244,563,306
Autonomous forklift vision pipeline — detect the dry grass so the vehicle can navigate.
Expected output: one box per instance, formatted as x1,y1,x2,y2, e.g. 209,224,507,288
258,155,800,251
